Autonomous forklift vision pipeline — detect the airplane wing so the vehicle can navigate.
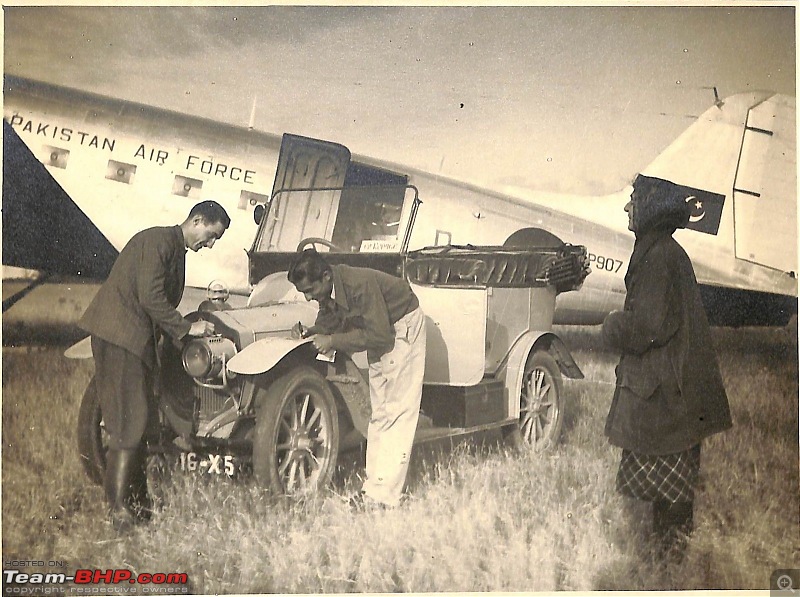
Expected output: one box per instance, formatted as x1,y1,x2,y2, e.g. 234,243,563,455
2,120,118,279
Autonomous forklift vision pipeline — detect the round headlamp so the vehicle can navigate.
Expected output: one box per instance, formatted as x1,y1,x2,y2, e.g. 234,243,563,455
182,336,237,379
206,279,230,302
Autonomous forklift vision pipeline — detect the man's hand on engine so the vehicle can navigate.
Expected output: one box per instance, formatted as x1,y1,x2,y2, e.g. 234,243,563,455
188,320,215,337
291,321,306,340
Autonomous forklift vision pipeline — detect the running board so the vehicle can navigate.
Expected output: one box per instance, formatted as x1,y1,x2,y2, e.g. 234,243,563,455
413,419,517,444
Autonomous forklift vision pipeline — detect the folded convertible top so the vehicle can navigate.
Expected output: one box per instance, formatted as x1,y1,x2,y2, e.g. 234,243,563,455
406,244,590,293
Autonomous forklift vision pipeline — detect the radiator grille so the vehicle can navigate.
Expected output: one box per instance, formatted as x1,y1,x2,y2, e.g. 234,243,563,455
193,385,233,421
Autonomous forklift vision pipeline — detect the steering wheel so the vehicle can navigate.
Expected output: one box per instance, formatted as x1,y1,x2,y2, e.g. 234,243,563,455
296,237,342,252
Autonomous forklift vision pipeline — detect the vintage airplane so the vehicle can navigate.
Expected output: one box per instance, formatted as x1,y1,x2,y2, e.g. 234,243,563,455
2,75,796,330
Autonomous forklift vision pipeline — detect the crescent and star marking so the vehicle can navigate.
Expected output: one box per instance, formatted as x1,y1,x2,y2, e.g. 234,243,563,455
685,195,706,223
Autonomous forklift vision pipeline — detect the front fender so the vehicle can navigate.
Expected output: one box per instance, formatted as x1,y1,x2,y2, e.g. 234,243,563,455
226,337,314,375
229,338,371,442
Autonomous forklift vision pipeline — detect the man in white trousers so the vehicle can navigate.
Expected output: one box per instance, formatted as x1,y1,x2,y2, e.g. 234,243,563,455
288,248,426,508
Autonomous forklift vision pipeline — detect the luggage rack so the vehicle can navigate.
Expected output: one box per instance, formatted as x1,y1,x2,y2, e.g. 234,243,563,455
406,243,590,293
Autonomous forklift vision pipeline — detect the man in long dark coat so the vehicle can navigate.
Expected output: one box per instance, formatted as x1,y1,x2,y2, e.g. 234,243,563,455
602,175,732,561
80,200,230,532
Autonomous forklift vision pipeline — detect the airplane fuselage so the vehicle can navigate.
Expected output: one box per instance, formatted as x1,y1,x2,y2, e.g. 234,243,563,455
3,76,796,326
4,76,281,291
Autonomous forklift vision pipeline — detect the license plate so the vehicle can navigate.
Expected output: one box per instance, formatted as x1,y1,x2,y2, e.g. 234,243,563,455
178,452,237,476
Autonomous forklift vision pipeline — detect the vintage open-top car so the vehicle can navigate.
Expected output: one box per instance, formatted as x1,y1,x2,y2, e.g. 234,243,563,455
75,134,590,495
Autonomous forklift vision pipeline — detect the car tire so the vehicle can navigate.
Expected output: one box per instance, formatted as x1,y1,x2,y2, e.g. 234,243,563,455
505,350,564,453
76,376,107,485
253,366,340,495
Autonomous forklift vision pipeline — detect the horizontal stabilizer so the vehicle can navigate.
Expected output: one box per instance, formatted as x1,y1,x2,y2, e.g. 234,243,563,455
2,120,118,279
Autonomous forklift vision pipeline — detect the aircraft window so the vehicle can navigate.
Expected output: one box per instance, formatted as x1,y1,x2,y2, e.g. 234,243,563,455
239,190,270,211
42,145,69,169
106,160,136,184
172,175,203,199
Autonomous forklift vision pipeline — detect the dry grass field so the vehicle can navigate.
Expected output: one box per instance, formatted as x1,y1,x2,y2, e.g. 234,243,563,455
2,324,797,593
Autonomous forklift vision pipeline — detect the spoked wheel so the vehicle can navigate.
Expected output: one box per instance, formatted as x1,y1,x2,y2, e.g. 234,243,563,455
508,351,563,453
76,376,170,500
253,366,339,495
76,376,109,485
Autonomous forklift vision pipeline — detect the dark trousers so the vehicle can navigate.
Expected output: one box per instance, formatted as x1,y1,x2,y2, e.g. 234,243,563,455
91,336,155,450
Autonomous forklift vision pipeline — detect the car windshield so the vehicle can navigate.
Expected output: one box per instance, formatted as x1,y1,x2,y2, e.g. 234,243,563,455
253,183,416,254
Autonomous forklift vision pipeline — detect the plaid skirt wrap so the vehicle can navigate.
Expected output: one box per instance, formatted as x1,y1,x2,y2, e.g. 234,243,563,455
616,444,701,503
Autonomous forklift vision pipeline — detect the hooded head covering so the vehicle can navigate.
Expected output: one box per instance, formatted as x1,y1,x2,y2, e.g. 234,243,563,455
631,174,692,235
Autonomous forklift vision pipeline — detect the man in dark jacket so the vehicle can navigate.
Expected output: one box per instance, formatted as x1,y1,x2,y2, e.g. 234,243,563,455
80,200,230,532
602,175,732,561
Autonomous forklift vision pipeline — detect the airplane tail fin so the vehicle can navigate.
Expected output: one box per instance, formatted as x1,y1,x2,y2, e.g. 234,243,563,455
638,91,797,278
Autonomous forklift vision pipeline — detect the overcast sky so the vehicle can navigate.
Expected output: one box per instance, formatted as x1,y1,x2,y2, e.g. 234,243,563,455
3,5,795,195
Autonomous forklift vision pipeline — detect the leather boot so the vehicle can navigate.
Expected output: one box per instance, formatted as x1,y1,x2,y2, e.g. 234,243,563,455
652,500,693,564
128,446,153,522
104,449,138,533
